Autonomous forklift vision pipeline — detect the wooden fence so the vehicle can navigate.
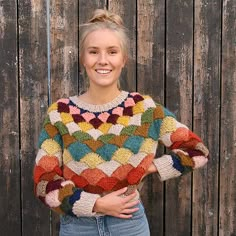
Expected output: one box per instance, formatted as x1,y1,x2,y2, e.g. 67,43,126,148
0,0,235,235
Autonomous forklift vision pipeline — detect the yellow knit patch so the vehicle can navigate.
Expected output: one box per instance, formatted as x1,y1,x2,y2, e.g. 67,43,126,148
60,112,73,124
48,103,58,113
117,116,130,126
41,139,61,155
160,117,177,137
112,148,133,164
178,152,194,167
78,122,93,131
140,138,156,153
80,153,104,168
143,95,151,99
98,123,112,134
133,101,145,114
63,149,73,164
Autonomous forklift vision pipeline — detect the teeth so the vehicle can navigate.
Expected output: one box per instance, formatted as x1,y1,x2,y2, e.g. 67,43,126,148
96,70,111,74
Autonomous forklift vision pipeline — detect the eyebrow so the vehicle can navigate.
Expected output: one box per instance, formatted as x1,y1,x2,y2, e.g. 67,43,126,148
87,46,120,50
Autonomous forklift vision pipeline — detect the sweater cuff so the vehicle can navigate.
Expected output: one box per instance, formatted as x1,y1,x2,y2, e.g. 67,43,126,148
153,155,181,181
72,192,101,217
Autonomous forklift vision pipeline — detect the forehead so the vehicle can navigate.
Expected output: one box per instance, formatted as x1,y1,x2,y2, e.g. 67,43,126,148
84,29,122,48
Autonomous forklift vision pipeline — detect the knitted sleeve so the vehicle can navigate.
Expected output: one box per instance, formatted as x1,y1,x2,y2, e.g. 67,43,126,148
152,105,209,181
33,105,101,217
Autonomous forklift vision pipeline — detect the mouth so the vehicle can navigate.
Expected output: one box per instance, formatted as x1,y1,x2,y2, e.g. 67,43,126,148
95,69,112,75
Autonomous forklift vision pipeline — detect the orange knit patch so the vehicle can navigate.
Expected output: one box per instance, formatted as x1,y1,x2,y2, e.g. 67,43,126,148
81,168,106,185
58,184,74,202
72,175,88,188
171,127,189,143
33,166,45,183
109,135,128,147
97,177,118,191
38,156,59,172
40,171,58,181
63,166,76,179
111,164,133,180
127,167,145,185
83,139,104,152
45,123,59,138
62,133,77,148
134,123,150,137
153,105,165,119
138,154,154,170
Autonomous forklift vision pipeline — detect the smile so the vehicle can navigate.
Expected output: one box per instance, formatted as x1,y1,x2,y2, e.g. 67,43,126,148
95,69,112,74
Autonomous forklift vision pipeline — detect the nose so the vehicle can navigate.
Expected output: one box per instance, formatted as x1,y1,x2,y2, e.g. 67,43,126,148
98,52,108,65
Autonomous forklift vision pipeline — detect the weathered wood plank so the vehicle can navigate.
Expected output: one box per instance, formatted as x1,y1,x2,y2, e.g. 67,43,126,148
165,1,193,235
220,0,236,235
192,1,221,235
49,1,79,234
18,0,49,235
0,0,21,235
78,0,107,93
109,0,137,91
136,1,165,235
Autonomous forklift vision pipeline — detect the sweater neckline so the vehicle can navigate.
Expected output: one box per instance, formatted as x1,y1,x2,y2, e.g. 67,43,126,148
69,90,129,113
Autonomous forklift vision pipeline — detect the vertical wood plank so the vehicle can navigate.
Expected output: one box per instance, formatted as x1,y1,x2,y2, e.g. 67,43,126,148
220,0,236,235
108,0,137,91
193,1,221,235
0,0,21,235
49,1,79,235
78,0,107,93
19,0,49,235
165,0,193,235
136,0,165,235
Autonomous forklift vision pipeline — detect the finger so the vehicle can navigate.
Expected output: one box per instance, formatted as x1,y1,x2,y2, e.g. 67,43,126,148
124,200,140,209
121,207,139,215
118,214,133,219
122,191,138,202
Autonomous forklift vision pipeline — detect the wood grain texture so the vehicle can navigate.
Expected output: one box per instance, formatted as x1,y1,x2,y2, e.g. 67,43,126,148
220,0,236,235
193,1,221,235
109,0,137,91
18,0,49,235
78,0,107,93
0,0,21,235
165,0,193,235
136,1,165,235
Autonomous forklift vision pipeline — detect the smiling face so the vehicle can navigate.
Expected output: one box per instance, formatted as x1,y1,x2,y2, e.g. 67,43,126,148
81,28,126,90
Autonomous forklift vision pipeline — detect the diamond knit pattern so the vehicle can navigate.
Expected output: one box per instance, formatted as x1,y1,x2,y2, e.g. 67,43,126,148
33,91,209,217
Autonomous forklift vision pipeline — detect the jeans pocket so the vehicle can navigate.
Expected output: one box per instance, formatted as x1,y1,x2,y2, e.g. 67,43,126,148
60,214,75,225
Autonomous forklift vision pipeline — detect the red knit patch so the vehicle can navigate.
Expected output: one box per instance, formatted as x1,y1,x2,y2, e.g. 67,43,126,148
72,114,85,123
171,127,189,143
33,166,46,183
113,179,128,191
81,168,106,185
97,177,118,191
83,185,104,194
123,107,133,116
139,154,154,170
111,164,133,180
107,114,119,124
127,167,145,185
89,118,103,129
57,102,70,113
46,179,63,193
72,175,88,188
133,94,144,103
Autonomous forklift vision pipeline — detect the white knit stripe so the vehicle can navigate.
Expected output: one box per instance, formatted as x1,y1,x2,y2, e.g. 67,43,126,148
35,150,62,166
128,113,142,126
36,180,48,197
87,128,103,140
159,133,172,147
143,98,156,110
108,124,124,135
72,191,100,217
175,121,189,129
96,160,121,176
66,122,81,135
153,155,181,181
66,161,88,175
128,153,146,167
49,110,62,124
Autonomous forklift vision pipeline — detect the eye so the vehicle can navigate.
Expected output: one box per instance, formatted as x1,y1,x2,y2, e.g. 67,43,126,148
109,50,118,55
89,50,98,54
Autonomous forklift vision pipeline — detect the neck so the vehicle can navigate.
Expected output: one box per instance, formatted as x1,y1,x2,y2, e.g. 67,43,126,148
84,86,121,105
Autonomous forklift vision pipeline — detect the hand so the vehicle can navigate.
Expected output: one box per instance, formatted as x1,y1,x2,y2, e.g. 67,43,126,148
93,187,139,219
142,163,158,179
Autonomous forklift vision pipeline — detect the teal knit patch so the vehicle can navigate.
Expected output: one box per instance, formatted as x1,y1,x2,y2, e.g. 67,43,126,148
38,129,50,148
123,136,144,154
96,144,119,161
68,142,91,161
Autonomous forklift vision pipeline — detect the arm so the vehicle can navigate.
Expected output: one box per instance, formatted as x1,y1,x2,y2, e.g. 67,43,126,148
152,106,209,181
33,110,100,217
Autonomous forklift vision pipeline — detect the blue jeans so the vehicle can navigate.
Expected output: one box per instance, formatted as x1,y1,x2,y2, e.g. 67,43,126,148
59,203,150,236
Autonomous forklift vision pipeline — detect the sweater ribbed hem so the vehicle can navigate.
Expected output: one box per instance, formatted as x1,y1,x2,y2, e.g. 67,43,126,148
72,192,101,217
153,155,181,181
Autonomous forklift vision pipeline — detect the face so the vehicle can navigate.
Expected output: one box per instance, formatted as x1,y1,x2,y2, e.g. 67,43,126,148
82,28,126,89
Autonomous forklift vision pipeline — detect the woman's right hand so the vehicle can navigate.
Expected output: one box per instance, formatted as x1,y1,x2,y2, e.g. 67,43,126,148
93,187,139,219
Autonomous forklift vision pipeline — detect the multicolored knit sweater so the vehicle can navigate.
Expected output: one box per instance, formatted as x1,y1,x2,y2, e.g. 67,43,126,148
34,91,209,217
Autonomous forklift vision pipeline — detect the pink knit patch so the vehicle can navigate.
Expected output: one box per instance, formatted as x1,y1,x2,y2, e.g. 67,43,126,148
69,105,80,114
124,98,135,107
98,112,110,122
112,107,124,116
57,98,69,104
82,112,96,122
193,156,208,169
45,189,61,207
130,92,139,96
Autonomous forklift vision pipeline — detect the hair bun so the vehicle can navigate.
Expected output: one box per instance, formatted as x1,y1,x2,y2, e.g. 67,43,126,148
88,9,124,27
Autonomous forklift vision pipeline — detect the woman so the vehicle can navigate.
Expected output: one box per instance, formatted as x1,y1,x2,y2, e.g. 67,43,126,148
33,9,209,236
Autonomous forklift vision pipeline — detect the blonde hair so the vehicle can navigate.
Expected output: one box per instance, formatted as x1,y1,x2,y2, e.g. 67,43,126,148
79,9,129,90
